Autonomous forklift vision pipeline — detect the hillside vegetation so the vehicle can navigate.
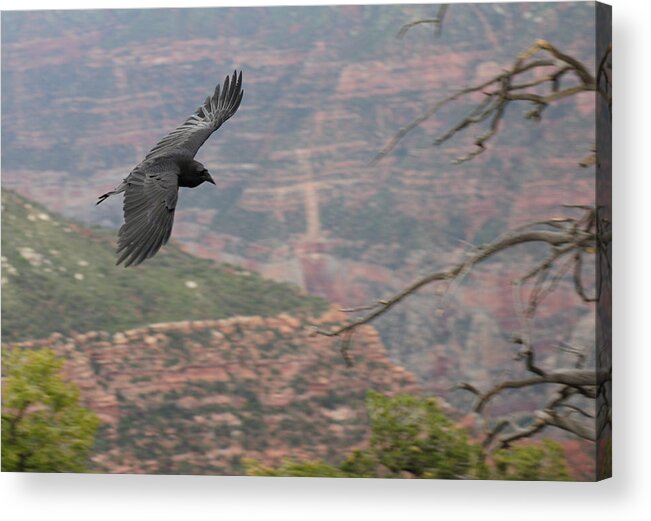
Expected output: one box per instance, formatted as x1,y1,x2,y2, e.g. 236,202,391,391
1,189,326,342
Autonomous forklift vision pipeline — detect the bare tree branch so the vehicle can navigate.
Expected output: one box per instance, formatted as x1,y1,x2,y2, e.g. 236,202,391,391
458,356,607,449
559,342,587,369
473,369,607,414
537,409,596,441
397,4,449,39
482,419,511,448
315,209,596,340
498,418,547,448
340,330,355,368
372,39,600,166
340,302,385,313
453,382,481,396
573,251,597,303
596,43,612,111
487,386,598,449
556,403,594,419
360,29,611,452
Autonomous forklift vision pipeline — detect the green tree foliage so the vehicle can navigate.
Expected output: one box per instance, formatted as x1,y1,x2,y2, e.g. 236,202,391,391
1,347,101,472
492,440,571,481
365,391,488,479
246,392,570,481
245,459,353,478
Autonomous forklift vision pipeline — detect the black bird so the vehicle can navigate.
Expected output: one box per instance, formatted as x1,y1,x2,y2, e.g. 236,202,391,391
97,70,243,267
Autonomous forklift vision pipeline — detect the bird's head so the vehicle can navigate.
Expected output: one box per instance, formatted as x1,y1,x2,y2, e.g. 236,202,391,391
201,169,216,185
195,163,215,185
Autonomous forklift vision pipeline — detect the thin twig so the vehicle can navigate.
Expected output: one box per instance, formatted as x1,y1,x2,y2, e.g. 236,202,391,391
474,369,606,413
397,4,449,39
373,39,598,166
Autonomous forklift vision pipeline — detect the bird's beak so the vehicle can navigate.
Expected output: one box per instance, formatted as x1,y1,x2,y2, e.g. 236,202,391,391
206,173,216,185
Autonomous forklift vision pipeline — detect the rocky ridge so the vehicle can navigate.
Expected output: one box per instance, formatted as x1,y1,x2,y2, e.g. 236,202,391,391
13,308,419,475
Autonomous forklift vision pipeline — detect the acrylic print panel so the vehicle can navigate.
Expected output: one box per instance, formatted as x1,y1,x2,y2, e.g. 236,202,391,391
1,1,611,480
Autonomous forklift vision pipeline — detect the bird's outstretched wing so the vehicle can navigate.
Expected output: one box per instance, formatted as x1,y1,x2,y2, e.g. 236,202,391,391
144,70,244,161
116,165,180,267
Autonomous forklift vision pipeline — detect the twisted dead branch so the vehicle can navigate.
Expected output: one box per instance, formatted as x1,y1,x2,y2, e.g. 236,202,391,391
315,208,599,340
371,40,603,166
315,205,609,447
474,378,601,450
397,4,449,39
334,30,611,450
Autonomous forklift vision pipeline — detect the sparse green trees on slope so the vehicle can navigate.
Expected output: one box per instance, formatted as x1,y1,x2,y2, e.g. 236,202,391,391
246,392,570,480
2,347,100,472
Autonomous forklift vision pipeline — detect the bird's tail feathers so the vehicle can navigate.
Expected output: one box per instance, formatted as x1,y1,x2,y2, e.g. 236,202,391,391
96,180,127,205
96,192,112,205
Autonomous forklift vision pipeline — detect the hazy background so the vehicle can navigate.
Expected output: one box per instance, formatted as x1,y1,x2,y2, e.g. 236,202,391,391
2,2,597,477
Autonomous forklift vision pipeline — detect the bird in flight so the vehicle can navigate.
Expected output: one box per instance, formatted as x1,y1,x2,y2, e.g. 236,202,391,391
97,70,243,267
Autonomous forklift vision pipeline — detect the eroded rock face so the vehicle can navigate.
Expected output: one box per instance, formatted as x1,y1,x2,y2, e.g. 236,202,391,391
13,308,419,475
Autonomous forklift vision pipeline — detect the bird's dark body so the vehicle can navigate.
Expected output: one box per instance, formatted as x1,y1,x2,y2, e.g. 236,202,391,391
141,155,206,187
97,71,243,267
